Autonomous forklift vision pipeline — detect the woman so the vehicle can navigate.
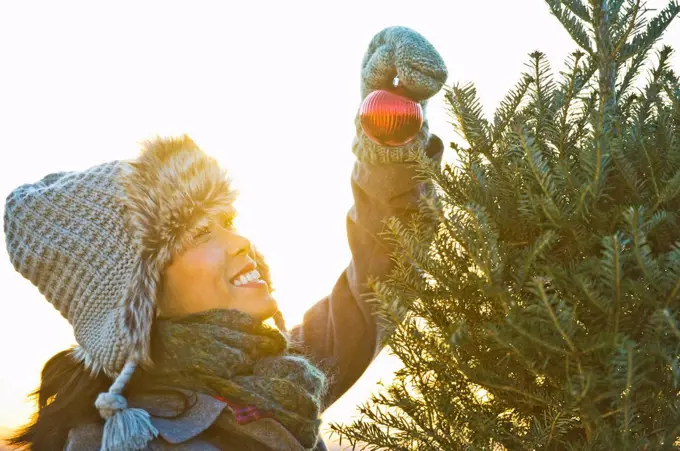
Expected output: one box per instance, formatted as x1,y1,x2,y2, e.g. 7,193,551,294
5,26,446,451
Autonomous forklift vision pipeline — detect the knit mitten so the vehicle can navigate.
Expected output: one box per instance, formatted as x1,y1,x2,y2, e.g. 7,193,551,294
353,26,448,164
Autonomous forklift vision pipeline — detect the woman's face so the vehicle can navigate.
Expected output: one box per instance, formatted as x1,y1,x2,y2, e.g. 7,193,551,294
160,218,278,321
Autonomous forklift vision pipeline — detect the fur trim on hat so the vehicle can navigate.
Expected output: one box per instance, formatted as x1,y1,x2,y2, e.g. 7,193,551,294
118,135,238,366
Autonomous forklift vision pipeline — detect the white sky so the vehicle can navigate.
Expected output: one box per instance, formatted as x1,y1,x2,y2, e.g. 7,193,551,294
1,0,678,442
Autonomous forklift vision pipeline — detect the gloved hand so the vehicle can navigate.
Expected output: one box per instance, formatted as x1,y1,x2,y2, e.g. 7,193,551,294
355,26,448,164
360,26,448,103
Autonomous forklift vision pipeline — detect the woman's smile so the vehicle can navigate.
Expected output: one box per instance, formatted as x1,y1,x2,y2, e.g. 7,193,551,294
228,262,263,286
227,261,270,292
230,269,269,288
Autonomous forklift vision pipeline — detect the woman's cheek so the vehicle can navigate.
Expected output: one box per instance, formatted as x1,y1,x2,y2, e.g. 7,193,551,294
183,243,227,275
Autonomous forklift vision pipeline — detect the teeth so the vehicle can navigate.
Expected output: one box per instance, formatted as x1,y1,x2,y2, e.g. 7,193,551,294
231,269,261,287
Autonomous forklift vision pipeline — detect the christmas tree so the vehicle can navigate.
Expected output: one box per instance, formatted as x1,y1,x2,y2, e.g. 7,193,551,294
332,1,680,449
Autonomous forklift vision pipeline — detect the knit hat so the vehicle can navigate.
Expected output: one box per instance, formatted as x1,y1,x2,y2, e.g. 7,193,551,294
3,135,240,450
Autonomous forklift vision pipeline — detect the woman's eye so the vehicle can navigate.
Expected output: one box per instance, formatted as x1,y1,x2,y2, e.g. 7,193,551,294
221,215,235,229
193,227,211,241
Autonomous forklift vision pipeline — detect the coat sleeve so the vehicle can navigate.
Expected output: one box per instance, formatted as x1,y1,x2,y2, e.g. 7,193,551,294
290,132,444,410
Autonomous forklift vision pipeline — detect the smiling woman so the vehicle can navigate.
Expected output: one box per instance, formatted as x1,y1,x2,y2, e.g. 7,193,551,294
160,219,278,321
3,26,448,451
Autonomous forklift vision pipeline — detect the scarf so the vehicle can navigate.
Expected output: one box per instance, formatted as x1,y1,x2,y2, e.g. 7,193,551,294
145,309,327,449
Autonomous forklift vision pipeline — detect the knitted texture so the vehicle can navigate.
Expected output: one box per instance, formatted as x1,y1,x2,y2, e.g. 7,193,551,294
3,135,239,376
216,397,272,424
353,26,448,164
140,309,327,450
4,162,139,372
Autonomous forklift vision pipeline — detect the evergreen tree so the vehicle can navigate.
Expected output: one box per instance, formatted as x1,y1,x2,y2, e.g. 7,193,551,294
332,1,680,449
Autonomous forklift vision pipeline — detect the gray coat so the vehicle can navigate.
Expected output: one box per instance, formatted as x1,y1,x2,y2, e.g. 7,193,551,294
65,135,444,450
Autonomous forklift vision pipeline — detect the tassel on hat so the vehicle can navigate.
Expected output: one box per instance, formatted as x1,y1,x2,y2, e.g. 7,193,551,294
94,360,159,451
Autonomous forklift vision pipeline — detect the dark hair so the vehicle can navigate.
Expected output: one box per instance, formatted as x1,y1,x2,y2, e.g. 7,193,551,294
9,305,284,450
9,307,287,450
8,350,111,450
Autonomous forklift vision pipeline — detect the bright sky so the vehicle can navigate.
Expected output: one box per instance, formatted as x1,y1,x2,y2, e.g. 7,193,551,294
1,0,678,443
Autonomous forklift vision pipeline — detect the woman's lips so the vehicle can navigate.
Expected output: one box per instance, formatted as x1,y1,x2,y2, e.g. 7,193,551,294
235,279,267,289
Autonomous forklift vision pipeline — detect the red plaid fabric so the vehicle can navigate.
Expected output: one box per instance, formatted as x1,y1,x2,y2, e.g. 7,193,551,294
213,396,271,425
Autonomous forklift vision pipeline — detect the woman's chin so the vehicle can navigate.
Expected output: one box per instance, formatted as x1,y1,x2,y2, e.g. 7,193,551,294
257,296,279,321
225,288,278,321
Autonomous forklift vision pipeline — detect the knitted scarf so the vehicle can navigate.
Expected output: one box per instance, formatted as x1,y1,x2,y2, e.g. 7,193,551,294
145,309,327,449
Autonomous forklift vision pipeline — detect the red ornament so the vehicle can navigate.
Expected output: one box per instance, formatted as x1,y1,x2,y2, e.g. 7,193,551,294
360,86,423,147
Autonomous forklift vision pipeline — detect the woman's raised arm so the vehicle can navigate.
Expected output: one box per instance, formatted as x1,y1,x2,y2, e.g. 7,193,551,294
290,26,447,410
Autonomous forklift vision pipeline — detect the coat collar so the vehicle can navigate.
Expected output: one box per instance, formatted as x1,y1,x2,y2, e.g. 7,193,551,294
129,390,227,444
66,389,313,450
131,389,307,450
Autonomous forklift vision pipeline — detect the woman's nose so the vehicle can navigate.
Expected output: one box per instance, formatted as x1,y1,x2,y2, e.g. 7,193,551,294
217,228,251,257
